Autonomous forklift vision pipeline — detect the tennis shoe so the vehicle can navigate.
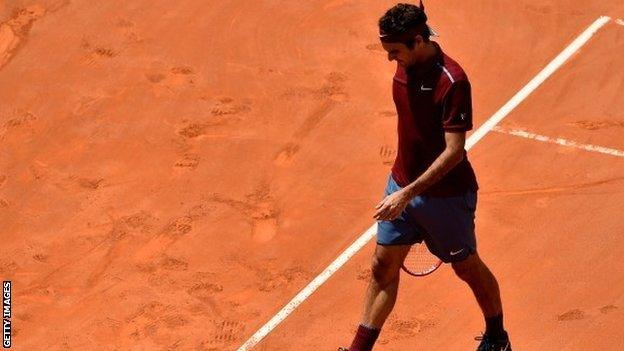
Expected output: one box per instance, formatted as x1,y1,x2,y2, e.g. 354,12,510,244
475,332,511,351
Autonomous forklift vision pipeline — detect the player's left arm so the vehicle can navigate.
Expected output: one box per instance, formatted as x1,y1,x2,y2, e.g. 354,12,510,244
404,78,473,198
402,132,465,199
374,79,472,221
374,133,465,220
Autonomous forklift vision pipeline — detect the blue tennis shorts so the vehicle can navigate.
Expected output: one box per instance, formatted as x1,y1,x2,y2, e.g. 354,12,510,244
376,173,477,263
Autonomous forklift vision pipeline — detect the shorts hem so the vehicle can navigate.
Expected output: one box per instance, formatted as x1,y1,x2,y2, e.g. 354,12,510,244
440,247,476,263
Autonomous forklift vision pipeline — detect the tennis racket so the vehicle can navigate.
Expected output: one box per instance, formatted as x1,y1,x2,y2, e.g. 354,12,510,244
401,242,442,276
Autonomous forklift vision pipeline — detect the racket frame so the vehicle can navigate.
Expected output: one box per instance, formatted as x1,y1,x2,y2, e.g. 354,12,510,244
400,242,443,277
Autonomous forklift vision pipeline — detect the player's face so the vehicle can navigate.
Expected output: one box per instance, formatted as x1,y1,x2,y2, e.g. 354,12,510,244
381,36,426,67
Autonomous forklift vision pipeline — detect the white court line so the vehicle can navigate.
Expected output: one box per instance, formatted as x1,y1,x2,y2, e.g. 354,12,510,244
616,18,624,26
236,15,611,351
493,126,624,157
465,15,611,149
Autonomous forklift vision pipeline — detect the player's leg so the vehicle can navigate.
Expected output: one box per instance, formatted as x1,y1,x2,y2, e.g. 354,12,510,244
408,190,511,349
451,252,502,318
345,244,410,351
362,244,411,328
342,173,420,351
452,252,510,350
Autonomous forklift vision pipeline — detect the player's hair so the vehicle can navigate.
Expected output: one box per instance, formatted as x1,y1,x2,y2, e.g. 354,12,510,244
378,3,430,48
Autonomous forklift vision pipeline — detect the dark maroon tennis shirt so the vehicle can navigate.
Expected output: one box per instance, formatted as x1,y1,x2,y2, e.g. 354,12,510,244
391,42,479,196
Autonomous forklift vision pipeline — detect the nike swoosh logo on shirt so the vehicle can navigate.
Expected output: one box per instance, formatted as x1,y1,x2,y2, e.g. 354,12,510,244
420,85,433,91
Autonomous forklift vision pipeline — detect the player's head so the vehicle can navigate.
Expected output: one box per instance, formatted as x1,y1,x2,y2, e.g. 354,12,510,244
378,2,436,67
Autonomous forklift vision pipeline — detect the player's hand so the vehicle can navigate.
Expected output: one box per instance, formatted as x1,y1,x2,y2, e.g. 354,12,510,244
373,189,410,221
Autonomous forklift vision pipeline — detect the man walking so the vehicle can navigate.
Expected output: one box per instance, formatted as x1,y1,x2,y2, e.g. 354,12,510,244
341,2,511,350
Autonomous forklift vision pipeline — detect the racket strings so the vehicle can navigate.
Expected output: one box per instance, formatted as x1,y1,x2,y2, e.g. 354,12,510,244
402,243,441,276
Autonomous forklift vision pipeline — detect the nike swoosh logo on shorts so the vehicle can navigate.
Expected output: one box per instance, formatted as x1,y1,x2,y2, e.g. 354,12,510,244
420,85,432,91
450,248,464,256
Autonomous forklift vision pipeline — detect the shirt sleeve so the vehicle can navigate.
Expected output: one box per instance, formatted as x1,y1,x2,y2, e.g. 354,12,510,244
441,79,473,132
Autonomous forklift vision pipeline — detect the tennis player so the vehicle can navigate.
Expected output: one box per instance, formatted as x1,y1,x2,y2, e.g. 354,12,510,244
340,2,511,350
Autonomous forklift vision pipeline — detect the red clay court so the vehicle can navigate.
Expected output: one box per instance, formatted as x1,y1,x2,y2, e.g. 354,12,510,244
1,0,624,350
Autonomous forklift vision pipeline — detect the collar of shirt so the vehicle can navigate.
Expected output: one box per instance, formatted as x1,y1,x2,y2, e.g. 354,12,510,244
405,41,444,80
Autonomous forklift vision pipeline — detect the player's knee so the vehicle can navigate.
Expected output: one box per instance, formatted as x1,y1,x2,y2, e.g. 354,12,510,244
451,251,482,280
371,254,399,285
451,259,476,281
